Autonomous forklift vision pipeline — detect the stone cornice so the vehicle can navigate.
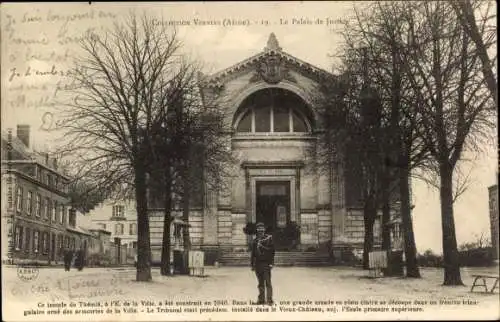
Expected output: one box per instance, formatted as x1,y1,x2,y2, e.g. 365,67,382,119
232,133,316,141
217,204,232,211
316,203,332,211
241,161,304,169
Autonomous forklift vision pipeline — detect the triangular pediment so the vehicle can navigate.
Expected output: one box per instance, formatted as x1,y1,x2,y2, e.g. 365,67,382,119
200,33,336,89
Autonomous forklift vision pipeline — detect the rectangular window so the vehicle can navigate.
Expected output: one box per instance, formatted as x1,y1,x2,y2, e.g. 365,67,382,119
16,186,23,212
36,166,42,182
41,198,45,218
60,205,65,224
115,223,124,235
42,232,49,254
44,198,50,220
35,194,41,217
58,235,63,253
25,228,31,253
33,231,39,253
112,205,125,217
129,223,137,235
26,191,33,215
69,209,76,227
15,226,23,250
52,201,57,222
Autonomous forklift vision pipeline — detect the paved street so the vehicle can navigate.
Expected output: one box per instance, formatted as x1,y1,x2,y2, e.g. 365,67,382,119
2,265,499,321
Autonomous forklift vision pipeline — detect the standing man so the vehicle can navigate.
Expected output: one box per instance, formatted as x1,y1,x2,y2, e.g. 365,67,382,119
75,247,85,271
63,246,73,271
251,222,275,305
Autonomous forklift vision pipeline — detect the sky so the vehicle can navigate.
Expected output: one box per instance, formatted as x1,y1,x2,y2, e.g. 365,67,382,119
1,2,497,254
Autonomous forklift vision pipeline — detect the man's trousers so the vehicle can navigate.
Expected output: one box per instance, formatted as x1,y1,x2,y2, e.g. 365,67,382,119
255,263,273,303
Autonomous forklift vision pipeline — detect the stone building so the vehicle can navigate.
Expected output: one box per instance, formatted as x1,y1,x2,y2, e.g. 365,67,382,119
88,33,385,264
154,33,378,260
1,125,99,265
90,201,138,251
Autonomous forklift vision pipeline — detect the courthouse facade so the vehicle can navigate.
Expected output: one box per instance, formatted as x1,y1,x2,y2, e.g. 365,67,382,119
147,33,379,258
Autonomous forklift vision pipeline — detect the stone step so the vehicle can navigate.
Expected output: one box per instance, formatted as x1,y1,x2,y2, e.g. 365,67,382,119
218,251,333,267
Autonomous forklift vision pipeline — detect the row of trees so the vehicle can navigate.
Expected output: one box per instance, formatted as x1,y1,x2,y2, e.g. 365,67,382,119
55,14,232,281
315,1,496,285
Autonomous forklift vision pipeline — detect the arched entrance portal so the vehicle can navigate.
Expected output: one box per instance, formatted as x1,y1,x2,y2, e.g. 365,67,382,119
233,88,314,250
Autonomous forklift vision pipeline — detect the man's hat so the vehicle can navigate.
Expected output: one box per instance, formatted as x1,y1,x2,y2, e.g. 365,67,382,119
256,222,265,229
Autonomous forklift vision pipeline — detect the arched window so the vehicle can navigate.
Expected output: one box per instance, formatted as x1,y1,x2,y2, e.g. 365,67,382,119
236,106,310,133
235,88,311,133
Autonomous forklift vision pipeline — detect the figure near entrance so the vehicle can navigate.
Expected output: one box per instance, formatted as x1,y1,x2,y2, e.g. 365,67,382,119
251,222,276,305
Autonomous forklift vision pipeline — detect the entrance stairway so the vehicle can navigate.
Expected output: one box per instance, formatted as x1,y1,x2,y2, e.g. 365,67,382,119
218,251,333,267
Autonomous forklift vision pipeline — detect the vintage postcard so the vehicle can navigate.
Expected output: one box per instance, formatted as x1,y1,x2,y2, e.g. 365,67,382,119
1,1,498,321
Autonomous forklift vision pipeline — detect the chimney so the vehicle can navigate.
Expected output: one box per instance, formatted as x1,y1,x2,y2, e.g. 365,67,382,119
16,124,30,148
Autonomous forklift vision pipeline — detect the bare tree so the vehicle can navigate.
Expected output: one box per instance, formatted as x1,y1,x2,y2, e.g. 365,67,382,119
147,61,232,275
57,13,183,281
450,0,497,106
399,1,496,285
322,2,432,277
314,54,387,270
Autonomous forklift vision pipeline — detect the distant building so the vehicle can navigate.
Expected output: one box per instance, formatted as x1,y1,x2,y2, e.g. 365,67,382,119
488,184,498,260
89,200,138,252
89,199,187,264
0,125,102,265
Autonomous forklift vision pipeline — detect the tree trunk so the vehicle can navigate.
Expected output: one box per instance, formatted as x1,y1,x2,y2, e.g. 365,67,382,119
399,163,421,278
439,163,464,285
182,164,191,250
381,174,392,251
135,164,152,282
381,180,394,276
362,196,376,270
160,168,172,276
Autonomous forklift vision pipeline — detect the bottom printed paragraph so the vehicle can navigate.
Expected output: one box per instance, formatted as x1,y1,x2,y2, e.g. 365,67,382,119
21,297,482,317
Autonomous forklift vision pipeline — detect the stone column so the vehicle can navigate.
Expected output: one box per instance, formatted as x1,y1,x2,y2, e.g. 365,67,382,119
217,135,233,248
244,168,252,248
316,146,331,245
331,159,346,243
294,167,301,224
